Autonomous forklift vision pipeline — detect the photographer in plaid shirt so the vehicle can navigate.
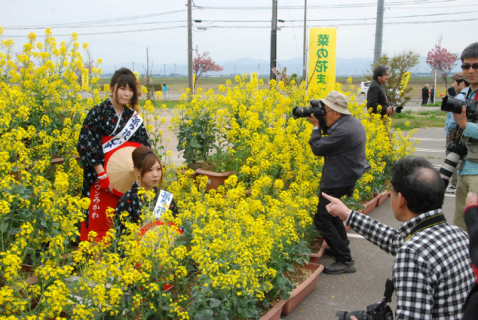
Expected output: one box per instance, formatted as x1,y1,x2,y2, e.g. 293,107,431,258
323,157,474,319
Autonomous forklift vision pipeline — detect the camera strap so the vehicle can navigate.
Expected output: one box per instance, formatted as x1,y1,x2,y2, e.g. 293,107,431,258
405,213,447,243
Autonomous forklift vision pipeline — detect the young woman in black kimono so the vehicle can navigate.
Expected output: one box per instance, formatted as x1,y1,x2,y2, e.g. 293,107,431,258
115,146,178,235
77,68,151,241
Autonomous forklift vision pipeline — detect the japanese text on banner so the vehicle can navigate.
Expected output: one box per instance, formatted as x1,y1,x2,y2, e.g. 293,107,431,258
82,68,89,90
308,28,336,95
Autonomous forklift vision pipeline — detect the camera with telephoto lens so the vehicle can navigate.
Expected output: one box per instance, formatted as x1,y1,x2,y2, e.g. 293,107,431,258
292,99,326,118
336,279,394,320
439,140,467,188
441,96,478,116
438,96,478,188
390,105,403,113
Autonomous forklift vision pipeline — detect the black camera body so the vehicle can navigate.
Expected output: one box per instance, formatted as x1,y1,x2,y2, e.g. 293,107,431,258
447,141,468,158
292,99,326,118
441,96,478,117
336,279,394,320
438,96,478,188
336,302,393,320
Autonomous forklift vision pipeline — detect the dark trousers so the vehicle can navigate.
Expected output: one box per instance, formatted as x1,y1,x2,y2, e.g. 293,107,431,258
421,97,428,105
314,185,354,262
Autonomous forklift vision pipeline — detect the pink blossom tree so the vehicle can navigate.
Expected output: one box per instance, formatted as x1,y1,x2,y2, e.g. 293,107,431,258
426,45,458,88
192,52,224,83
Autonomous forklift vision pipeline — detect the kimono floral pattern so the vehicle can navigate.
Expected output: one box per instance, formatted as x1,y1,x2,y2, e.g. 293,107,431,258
115,181,178,235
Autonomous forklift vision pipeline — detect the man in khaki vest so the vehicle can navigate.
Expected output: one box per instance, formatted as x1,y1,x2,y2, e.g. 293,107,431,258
452,42,478,231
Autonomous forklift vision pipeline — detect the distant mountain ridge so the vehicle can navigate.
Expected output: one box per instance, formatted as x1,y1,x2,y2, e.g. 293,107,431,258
101,56,462,78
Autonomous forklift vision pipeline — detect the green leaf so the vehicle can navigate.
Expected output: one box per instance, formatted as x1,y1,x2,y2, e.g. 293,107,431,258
217,310,229,320
8,227,21,235
280,291,291,301
208,298,221,308
194,309,214,320
190,136,202,148
0,223,8,233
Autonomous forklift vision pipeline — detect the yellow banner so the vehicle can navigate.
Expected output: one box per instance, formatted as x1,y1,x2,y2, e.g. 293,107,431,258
250,72,257,82
193,74,196,91
400,72,411,95
133,71,139,80
81,68,89,89
308,28,337,95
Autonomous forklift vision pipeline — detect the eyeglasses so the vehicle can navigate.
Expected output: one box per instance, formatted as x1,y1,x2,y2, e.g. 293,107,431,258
461,63,478,70
385,185,392,192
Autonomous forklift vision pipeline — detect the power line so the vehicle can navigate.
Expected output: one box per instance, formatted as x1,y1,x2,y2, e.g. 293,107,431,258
197,0,455,10
3,13,475,37
2,20,187,30
202,18,475,28
3,10,476,31
3,16,475,38
3,26,186,38
1,9,190,29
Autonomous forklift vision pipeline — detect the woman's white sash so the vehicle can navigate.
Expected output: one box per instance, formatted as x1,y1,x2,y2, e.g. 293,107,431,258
153,190,174,219
102,112,143,154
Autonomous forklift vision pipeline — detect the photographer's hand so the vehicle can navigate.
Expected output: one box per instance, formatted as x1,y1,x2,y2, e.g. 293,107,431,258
465,192,478,208
322,193,352,221
308,113,319,127
386,106,395,116
453,106,468,130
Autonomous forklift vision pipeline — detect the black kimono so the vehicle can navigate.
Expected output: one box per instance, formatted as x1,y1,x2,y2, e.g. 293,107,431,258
77,98,151,200
76,99,151,229
115,181,178,235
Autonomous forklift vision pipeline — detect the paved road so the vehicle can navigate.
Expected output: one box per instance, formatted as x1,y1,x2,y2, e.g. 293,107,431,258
283,127,455,320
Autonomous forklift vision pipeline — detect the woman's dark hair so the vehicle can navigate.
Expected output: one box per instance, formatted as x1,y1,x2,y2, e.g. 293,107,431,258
373,66,389,81
132,146,163,186
461,42,478,62
110,68,139,112
390,157,444,214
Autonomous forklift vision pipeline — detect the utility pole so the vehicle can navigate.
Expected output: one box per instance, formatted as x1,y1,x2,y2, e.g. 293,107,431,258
146,48,149,80
302,0,307,83
373,0,384,64
164,64,166,76
133,62,135,72
175,63,177,75
270,0,278,80
187,0,193,92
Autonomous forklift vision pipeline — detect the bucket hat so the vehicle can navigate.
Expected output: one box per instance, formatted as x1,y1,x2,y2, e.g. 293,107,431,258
319,91,350,115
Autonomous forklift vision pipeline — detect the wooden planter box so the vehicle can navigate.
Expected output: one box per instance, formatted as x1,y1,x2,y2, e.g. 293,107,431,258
281,263,324,315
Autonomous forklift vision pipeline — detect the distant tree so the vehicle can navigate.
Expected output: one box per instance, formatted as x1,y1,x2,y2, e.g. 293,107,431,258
272,67,298,87
366,51,419,106
141,47,155,100
193,52,224,83
426,45,458,88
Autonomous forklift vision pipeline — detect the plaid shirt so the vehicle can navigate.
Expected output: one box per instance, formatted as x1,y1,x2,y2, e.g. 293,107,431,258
348,209,475,319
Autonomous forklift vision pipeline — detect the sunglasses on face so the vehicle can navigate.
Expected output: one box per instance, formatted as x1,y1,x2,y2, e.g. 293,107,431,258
461,63,478,70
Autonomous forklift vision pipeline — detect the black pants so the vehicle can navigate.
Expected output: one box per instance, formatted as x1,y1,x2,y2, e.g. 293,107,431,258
421,97,428,105
315,186,354,262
